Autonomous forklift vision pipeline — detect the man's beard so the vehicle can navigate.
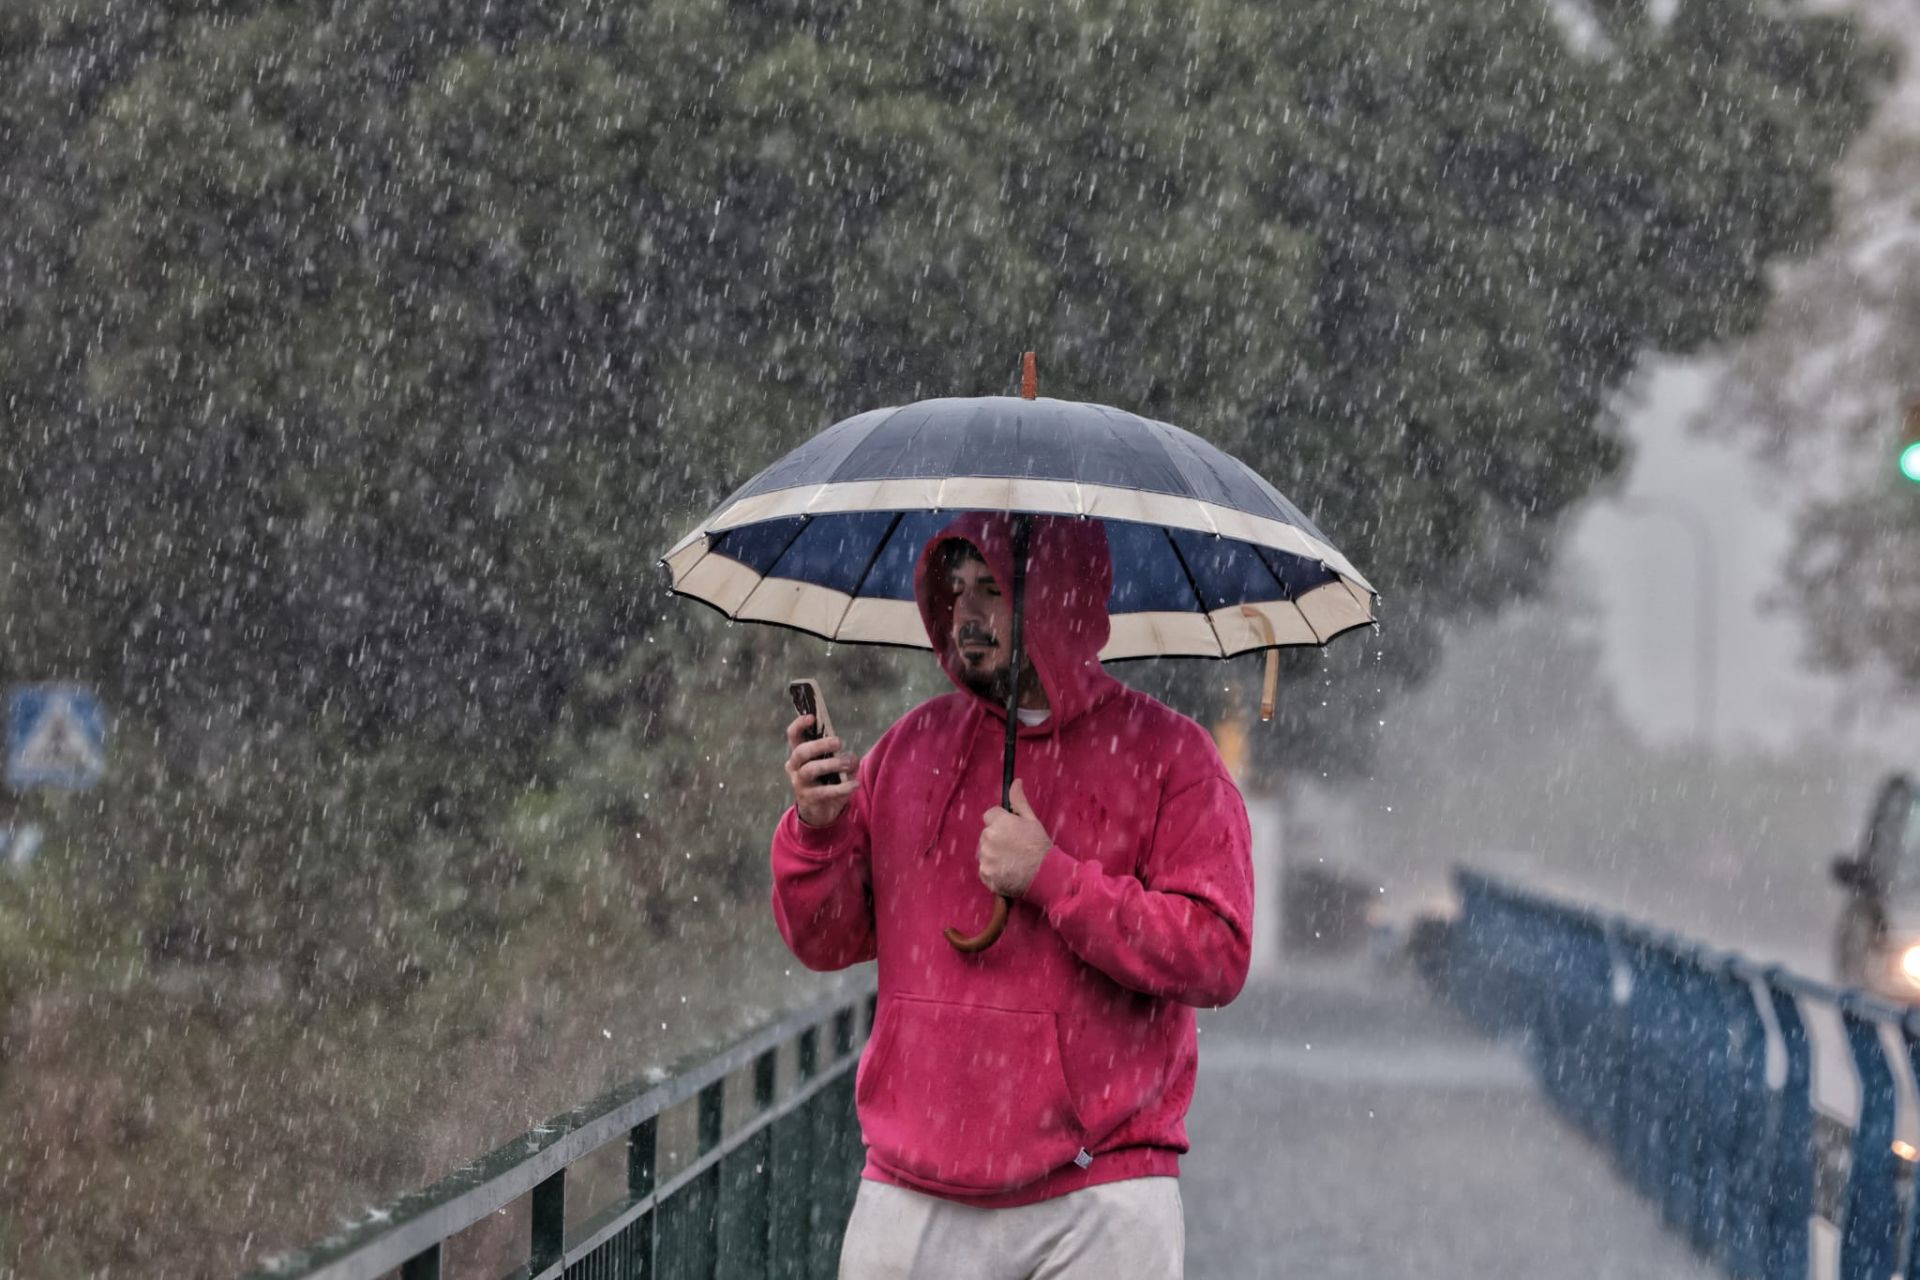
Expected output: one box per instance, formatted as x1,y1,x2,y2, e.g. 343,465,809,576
958,659,1039,706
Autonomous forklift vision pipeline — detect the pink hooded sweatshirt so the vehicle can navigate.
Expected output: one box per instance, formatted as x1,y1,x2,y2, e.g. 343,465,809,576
770,512,1254,1208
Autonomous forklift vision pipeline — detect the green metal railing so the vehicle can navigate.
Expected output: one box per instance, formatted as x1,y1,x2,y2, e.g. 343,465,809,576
246,977,876,1280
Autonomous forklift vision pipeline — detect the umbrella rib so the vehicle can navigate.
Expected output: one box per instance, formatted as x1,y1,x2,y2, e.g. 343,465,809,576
1141,417,1224,533
730,516,817,621
822,403,914,488
1252,544,1327,647
1095,404,1213,528
660,537,713,588
832,511,906,639
1341,576,1376,615
1161,528,1228,657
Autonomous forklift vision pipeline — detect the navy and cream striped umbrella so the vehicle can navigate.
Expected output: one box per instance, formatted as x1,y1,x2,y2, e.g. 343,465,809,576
661,395,1378,665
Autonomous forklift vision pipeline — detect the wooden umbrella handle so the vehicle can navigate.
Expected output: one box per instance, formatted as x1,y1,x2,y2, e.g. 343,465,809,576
944,896,1010,952
1241,605,1279,722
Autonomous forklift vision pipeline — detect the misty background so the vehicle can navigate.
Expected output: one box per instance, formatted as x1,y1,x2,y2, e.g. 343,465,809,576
1210,17,1920,1263
1317,2,1920,967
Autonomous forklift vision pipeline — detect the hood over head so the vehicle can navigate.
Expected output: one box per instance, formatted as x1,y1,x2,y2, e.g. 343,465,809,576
913,513,1120,732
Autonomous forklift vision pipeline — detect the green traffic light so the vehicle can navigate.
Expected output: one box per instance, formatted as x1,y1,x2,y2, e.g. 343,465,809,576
1902,442,1920,484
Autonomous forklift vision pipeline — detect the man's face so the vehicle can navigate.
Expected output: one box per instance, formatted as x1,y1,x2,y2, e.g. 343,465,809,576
948,550,1011,672
942,540,1049,707
947,548,1015,699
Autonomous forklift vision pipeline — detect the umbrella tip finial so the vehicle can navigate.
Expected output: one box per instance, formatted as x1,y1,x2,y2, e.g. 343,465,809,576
1021,351,1037,400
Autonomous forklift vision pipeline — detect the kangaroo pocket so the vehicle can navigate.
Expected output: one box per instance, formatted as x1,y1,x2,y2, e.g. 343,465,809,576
856,994,1087,1195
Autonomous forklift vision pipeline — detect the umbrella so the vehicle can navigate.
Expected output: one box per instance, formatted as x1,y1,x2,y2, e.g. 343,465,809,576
662,355,1377,951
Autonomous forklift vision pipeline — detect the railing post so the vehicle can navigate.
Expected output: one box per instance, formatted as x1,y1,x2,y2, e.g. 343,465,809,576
1715,962,1772,1279
1600,924,1636,1185
531,1169,566,1274
1648,945,1693,1234
630,1116,658,1279
698,1080,725,1155
697,1078,726,1276
768,1033,815,1280
1614,930,1658,1200
754,1048,781,1270
1839,994,1902,1280
1681,951,1719,1252
1894,1009,1920,1279
804,1023,835,1280
630,1115,658,1200
798,1026,820,1082
808,1008,861,1280
1670,945,1719,1251
1762,974,1815,1280
717,1050,782,1280
755,1048,778,1110
399,1245,440,1280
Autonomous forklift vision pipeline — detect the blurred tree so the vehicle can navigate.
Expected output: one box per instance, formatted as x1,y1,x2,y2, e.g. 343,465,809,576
1690,38,1920,699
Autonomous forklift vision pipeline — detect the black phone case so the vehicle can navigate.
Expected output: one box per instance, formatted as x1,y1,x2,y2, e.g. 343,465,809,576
789,682,840,786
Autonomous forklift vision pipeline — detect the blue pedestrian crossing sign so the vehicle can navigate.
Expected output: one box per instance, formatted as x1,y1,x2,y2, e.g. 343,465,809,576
8,685,107,791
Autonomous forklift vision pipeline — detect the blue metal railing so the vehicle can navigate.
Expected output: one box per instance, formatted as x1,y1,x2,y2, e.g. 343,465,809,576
243,976,876,1280
1431,870,1919,1280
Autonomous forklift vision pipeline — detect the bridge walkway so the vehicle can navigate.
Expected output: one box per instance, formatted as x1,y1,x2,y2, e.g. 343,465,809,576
1184,959,1717,1279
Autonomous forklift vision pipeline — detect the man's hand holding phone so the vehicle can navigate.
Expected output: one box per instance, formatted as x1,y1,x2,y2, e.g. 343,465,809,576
785,679,859,828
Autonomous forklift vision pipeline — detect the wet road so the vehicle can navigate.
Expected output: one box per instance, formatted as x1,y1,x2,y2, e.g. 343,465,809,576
1183,960,1719,1279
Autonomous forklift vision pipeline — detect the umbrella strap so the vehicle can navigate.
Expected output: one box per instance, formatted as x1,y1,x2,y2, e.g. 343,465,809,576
1241,606,1278,722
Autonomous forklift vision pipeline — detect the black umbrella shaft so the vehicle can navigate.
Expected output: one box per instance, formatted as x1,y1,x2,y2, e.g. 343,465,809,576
1002,515,1032,810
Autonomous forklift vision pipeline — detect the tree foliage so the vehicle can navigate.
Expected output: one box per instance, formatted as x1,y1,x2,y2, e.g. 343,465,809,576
0,0,1888,776
1693,52,1920,698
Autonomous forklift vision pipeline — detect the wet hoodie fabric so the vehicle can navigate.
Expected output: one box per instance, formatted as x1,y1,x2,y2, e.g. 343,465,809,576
771,513,1254,1208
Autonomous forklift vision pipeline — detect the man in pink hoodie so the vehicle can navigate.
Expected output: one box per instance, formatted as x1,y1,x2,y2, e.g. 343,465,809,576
773,513,1254,1278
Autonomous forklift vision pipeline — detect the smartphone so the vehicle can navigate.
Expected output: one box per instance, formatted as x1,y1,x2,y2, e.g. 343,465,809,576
788,678,840,786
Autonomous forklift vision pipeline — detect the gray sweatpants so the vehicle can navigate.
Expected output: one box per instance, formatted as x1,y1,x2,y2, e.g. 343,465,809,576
837,1177,1184,1279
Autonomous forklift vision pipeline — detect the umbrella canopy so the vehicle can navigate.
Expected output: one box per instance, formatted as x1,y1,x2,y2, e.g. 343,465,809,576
661,395,1377,662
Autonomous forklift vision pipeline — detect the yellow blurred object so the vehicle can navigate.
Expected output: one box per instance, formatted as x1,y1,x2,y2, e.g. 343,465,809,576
1215,711,1249,783
1894,1140,1918,1162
